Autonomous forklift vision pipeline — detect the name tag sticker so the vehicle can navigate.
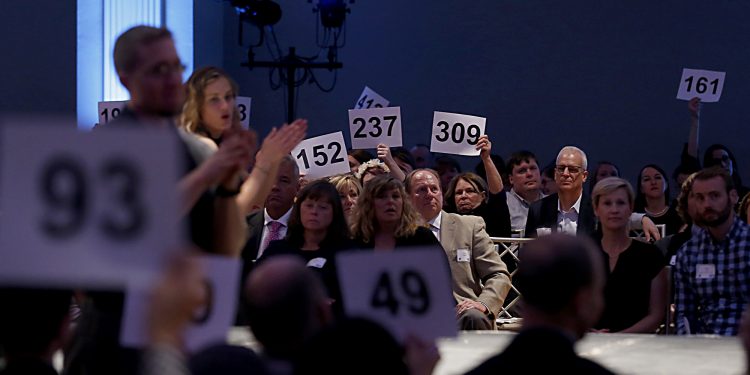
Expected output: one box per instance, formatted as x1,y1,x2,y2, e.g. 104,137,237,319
307,257,327,269
457,249,471,263
696,264,716,280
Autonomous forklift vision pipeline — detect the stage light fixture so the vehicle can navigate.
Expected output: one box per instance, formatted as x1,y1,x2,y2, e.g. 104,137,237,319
317,0,348,29
232,0,282,27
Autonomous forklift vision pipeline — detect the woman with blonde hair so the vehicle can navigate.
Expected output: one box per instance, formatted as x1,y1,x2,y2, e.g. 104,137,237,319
181,66,308,215
328,174,362,225
351,175,439,250
181,66,243,144
592,177,667,333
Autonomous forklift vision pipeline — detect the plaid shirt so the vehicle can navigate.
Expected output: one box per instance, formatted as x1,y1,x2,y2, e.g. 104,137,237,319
675,216,750,335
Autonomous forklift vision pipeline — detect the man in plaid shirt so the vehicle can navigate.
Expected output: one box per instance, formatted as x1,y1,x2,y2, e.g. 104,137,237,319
675,167,749,335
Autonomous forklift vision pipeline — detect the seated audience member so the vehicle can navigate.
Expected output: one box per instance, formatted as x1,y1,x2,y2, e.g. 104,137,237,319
295,318,440,375
661,173,700,260
466,234,614,375
540,162,558,196
443,173,512,238
241,155,300,264
328,174,363,225
406,169,511,330
351,175,439,250
258,181,353,312
355,159,391,186
348,149,374,174
592,178,667,333
682,98,749,202
740,192,750,224
588,161,619,195
525,146,660,241
391,147,417,175
635,164,683,236
675,167,750,335
504,151,545,233
434,155,461,192
410,144,435,169
244,256,333,372
0,288,72,375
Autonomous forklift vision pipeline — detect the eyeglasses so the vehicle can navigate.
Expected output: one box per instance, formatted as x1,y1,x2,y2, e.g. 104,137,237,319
144,62,186,78
455,187,479,196
555,165,584,175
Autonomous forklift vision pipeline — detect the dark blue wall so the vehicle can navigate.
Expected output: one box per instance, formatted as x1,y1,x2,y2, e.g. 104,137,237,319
219,0,750,190
0,0,77,116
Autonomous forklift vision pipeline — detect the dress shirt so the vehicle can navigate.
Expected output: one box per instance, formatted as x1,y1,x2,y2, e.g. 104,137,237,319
257,208,292,258
557,194,582,235
675,217,750,335
428,211,443,240
507,189,544,230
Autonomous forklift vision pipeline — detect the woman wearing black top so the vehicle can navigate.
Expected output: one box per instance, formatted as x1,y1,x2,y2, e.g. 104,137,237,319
351,175,440,250
634,164,683,236
259,180,353,306
592,177,667,333
443,172,512,238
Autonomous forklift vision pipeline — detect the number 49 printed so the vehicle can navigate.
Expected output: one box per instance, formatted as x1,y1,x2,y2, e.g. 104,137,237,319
676,68,726,103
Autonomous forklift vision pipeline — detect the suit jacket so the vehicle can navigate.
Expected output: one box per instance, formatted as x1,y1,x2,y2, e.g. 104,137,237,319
241,210,265,273
465,327,615,375
439,212,512,317
524,192,596,239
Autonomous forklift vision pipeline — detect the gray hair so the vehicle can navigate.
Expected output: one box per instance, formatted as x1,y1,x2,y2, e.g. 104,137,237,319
556,146,588,170
281,155,300,180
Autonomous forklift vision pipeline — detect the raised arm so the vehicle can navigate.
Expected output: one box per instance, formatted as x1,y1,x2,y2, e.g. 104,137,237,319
377,143,406,181
687,97,701,159
476,135,503,194
237,119,307,215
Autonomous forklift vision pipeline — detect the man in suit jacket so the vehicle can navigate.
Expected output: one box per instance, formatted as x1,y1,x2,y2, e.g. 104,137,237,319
525,146,658,240
406,169,511,330
466,234,615,375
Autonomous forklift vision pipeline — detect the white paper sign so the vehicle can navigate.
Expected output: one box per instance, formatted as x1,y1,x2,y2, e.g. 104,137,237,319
121,255,242,352
97,100,127,126
354,86,389,109
0,122,181,288
236,96,252,129
291,132,350,179
348,107,403,149
430,111,486,156
336,247,457,342
676,68,726,103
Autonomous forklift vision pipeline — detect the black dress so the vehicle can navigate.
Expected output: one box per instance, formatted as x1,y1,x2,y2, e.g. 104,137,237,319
596,240,666,332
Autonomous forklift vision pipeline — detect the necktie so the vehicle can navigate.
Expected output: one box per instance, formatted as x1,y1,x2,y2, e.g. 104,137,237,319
259,221,284,258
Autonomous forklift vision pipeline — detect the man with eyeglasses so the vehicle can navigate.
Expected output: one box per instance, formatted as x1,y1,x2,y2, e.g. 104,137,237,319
67,25,254,375
406,169,511,330
525,146,660,240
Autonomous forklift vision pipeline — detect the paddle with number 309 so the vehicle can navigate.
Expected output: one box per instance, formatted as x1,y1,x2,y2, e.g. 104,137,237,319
430,111,487,156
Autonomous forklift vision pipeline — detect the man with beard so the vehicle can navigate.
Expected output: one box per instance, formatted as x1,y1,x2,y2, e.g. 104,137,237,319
675,167,749,335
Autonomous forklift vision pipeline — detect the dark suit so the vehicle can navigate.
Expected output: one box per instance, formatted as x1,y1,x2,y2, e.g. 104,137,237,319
236,210,267,325
465,327,615,375
524,192,596,239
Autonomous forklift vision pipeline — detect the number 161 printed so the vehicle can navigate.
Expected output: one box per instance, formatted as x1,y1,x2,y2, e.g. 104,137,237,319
676,68,726,103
